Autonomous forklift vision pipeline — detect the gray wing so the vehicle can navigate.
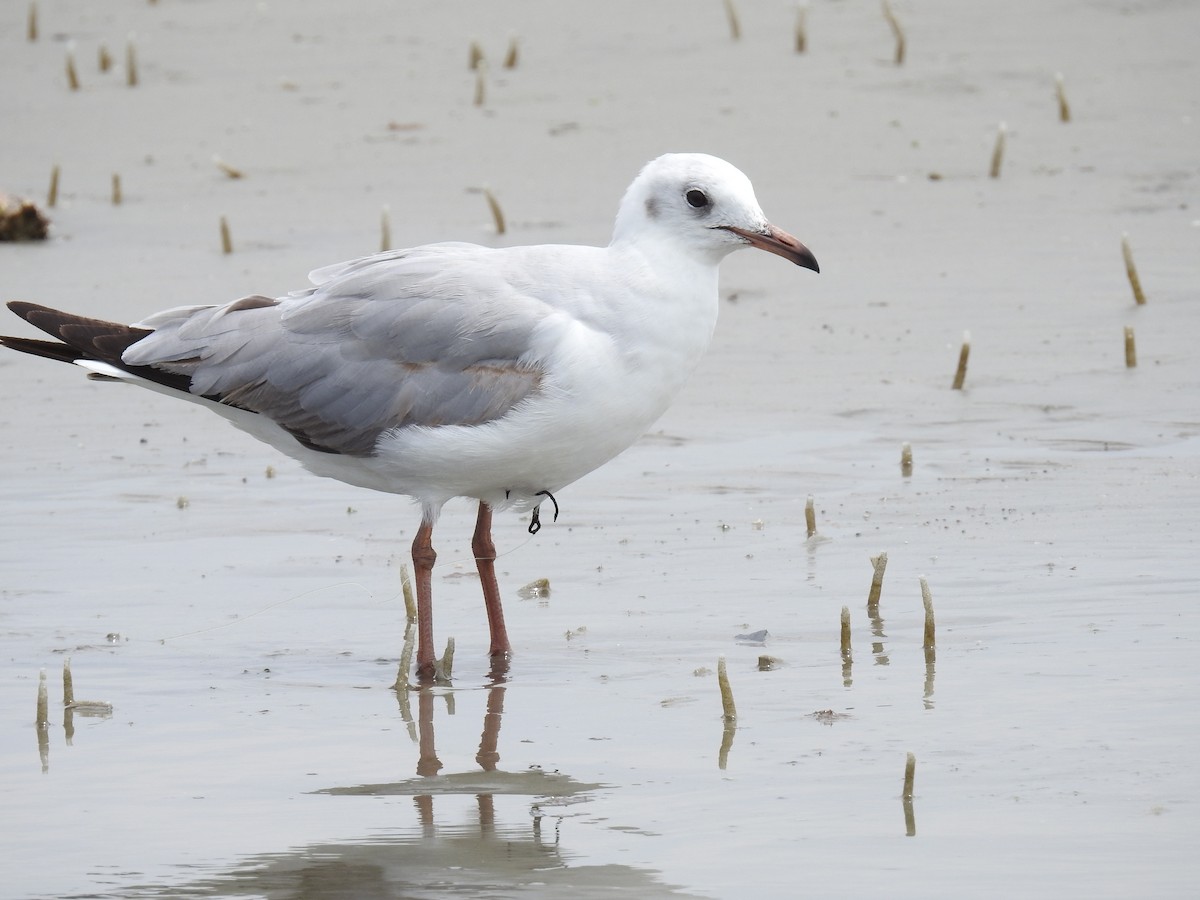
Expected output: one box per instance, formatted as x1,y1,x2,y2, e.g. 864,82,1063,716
123,245,550,456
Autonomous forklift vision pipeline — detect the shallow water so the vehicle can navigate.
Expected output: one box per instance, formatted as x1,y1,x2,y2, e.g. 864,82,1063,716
4,417,1197,897
3,1,1199,897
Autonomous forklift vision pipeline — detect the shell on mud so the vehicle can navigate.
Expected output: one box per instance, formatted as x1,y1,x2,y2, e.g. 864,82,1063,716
0,194,50,241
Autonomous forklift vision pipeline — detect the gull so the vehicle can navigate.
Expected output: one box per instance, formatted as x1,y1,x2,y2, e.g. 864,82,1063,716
1,153,818,681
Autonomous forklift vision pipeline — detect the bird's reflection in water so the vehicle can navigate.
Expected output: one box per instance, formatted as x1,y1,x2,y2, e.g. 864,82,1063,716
362,679,604,852
117,679,701,899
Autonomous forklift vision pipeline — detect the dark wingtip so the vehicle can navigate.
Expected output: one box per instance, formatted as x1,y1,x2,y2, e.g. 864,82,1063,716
3,302,198,396
0,334,81,364
3,302,152,369
8,300,53,320
7,300,78,336
2,303,78,362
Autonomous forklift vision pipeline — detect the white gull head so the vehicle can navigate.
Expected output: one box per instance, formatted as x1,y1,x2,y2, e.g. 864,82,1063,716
611,153,819,271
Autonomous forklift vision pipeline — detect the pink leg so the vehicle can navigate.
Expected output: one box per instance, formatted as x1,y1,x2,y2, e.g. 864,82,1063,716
411,520,437,681
472,501,512,664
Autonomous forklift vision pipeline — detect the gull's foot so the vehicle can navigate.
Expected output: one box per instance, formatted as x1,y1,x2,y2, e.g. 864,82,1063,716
413,660,438,684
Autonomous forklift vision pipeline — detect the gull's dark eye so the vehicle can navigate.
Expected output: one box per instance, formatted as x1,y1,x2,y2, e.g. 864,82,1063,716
686,189,709,209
